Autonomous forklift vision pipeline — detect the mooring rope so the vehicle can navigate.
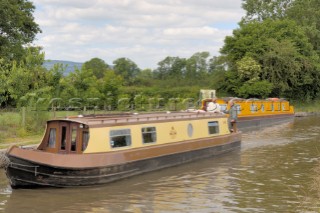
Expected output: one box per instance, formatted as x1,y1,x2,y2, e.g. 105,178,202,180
0,152,11,168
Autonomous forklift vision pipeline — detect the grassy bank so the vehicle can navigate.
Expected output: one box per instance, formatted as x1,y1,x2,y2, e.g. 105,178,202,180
0,109,80,148
293,100,320,113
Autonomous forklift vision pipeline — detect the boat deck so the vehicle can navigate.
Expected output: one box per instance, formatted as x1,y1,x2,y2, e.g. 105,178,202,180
56,111,225,126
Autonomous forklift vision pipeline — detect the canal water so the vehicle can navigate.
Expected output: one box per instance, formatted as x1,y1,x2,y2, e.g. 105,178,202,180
0,116,319,212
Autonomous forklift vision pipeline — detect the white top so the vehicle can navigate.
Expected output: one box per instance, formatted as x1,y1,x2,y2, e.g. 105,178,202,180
207,102,221,112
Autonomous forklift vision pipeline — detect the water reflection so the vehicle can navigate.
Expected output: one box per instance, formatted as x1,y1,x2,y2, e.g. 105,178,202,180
1,116,319,212
3,152,242,213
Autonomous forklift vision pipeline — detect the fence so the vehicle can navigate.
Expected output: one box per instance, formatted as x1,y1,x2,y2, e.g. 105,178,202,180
0,98,201,139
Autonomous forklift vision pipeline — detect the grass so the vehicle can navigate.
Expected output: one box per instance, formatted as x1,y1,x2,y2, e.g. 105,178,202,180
0,109,106,149
293,100,320,113
0,109,57,148
0,135,42,150
299,162,320,212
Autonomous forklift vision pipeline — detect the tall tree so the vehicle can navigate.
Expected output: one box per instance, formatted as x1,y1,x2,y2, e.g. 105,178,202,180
0,46,50,107
113,58,140,85
155,56,186,80
185,52,210,80
82,58,109,79
242,0,293,22
221,19,320,99
287,0,320,55
242,0,320,56
0,0,41,61
98,70,123,110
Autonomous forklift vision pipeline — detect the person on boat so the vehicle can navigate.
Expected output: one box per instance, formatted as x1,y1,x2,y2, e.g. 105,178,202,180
206,98,221,113
224,101,238,132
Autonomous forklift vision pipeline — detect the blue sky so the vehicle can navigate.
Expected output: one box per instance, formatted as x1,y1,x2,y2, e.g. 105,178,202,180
32,0,245,69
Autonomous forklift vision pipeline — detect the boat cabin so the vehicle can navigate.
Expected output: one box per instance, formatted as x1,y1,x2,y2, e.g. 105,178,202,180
37,120,90,154
36,112,231,155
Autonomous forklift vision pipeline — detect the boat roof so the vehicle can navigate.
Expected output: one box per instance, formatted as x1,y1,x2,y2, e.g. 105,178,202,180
48,111,226,127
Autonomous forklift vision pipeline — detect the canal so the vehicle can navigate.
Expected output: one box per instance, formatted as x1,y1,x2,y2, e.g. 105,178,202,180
0,116,319,212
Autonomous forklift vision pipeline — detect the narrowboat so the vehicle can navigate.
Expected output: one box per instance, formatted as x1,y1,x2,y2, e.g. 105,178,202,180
201,97,295,131
5,111,241,188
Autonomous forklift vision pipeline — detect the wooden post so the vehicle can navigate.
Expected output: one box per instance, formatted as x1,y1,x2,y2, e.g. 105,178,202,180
21,107,26,128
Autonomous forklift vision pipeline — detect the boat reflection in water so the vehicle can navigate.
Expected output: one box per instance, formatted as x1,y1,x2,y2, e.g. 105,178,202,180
4,150,242,213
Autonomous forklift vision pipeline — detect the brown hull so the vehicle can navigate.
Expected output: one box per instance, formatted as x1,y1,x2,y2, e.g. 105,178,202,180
5,133,241,188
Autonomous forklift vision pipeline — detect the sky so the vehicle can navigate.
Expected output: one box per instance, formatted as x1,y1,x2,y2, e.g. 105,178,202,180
32,0,245,69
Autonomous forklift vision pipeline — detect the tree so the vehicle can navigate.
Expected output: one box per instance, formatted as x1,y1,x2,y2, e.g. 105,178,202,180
262,39,320,99
221,19,320,99
0,0,41,61
113,58,140,85
59,67,101,108
235,56,273,98
286,0,320,55
185,52,210,80
155,56,186,80
236,56,262,82
242,0,293,22
98,70,123,110
134,68,154,86
242,0,320,56
82,58,109,79
0,46,51,107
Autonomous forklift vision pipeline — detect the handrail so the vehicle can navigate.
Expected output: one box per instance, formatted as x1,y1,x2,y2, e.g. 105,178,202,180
85,112,224,125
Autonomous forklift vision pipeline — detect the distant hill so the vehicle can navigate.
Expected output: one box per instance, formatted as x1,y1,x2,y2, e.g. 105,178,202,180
43,60,83,75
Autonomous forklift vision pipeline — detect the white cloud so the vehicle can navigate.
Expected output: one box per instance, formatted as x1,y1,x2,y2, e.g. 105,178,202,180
32,0,245,69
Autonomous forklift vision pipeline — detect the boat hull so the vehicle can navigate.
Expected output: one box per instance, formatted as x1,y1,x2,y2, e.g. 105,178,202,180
237,113,294,132
5,133,241,188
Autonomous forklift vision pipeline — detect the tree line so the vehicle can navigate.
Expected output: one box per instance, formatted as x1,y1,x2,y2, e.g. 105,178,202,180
1,0,320,110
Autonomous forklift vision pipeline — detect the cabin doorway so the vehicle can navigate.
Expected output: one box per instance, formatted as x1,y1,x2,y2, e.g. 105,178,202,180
58,122,78,153
42,121,89,154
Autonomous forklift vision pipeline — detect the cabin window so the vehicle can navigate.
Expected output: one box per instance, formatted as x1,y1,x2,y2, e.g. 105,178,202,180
71,126,77,151
82,131,89,151
187,123,193,137
261,104,265,112
48,128,56,148
110,129,131,148
142,127,157,144
250,104,257,113
282,103,286,111
208,121,219,134
236,104,241,115
60,126,67,150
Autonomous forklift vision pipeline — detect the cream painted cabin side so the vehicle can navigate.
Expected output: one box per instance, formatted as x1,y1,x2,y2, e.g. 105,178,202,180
84,116,230,153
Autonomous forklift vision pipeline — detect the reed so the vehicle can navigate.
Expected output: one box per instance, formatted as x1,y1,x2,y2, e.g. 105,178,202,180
293,100,320,113
0,111,21,142
299,162,320,212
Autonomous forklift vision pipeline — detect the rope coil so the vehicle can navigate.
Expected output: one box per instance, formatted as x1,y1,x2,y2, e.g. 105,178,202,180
0,152,11,168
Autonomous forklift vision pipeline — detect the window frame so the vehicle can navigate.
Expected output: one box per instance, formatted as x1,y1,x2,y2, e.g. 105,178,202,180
48,128,57,148
110,129,132,148
208,121,219,135
141,127,157,144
